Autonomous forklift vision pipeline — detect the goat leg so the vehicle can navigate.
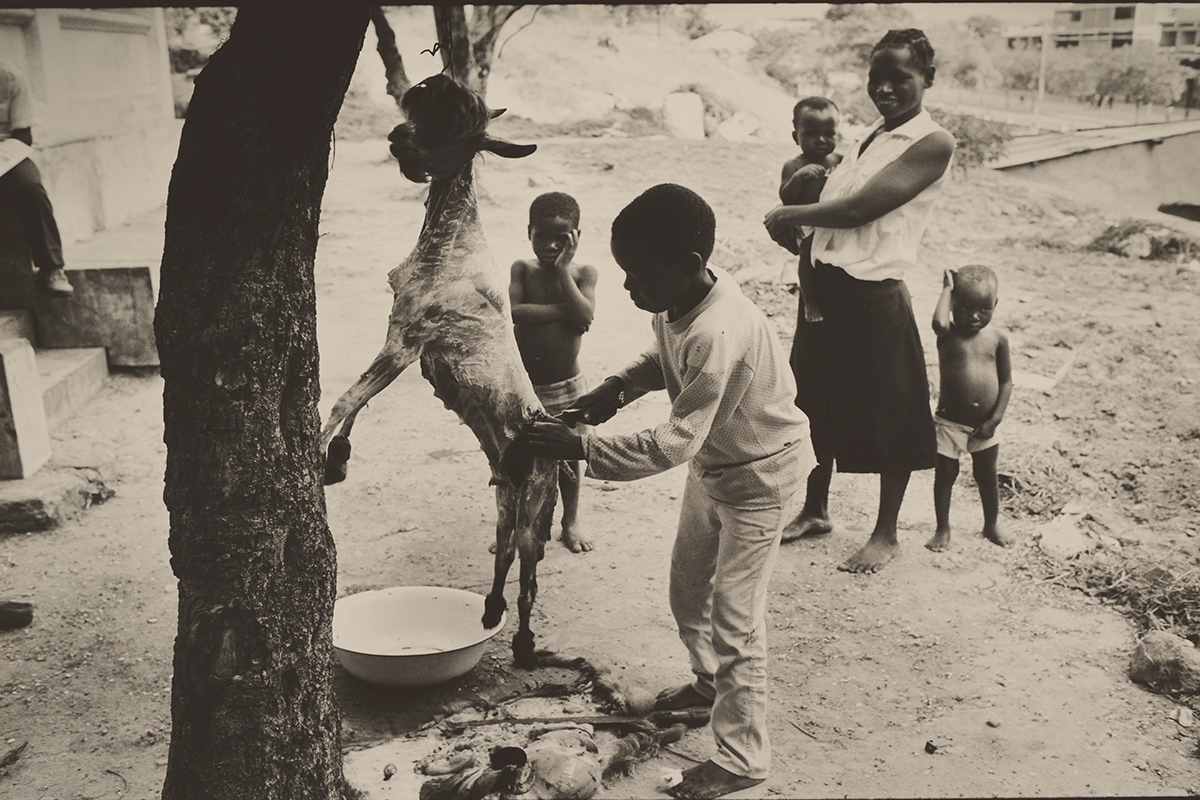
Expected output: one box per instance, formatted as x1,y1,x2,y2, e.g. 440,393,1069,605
483,483,517,629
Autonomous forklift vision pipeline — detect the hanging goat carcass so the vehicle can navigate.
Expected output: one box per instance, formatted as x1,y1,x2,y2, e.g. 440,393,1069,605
320,75,557,668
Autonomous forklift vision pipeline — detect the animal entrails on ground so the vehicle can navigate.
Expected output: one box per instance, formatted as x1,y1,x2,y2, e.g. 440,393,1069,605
319,74,557,669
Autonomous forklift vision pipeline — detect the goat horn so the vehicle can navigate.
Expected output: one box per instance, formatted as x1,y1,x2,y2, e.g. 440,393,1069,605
488,107,507,119
479,134,536,159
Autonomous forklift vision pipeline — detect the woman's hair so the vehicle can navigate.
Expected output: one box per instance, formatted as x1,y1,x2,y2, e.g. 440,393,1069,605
871,28,936,77
611,184,715,266
529,192,580,228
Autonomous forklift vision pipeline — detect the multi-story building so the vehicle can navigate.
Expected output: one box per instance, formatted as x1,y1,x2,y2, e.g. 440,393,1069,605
1006,3,1192,50
1158,4,1200,57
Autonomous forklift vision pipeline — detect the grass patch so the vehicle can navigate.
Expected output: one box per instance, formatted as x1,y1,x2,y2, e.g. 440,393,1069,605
998,444,1074,518
1032,548,1200,638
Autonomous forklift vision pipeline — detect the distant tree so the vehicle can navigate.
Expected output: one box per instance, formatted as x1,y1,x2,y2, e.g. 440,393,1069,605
819,3,917,71
432,5,525,96
996,47,1040,93
164,7,237,72
930,22,998,90
1094,44,1183,106
370,7,410,110
964,14,1003,40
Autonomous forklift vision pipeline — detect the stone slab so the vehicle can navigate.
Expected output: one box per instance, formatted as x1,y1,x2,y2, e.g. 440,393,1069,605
36,346,108,430
0,338,51,480
0,310,35,343
0,467,109,534
32,265,158,366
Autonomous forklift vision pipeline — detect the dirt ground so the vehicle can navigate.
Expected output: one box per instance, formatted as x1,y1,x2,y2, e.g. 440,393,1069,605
3,134,1200,799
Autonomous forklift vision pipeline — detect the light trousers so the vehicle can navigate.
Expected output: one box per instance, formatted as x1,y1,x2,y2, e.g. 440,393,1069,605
669,471,785,779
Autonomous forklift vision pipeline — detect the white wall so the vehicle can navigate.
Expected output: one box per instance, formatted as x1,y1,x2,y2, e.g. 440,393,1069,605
0,8,180,246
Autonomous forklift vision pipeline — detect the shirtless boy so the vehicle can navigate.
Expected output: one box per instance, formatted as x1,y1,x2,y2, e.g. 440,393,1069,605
929,265,1014,551
779,96,841,323
510,192,598,552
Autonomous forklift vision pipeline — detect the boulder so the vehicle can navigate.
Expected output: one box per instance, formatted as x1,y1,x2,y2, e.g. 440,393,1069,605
662,93,705,140
1035,514,1093,559
1129,630,1200,695
717,110,760,142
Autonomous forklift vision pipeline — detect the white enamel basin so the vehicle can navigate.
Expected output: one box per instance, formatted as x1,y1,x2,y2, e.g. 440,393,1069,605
333,586,506,688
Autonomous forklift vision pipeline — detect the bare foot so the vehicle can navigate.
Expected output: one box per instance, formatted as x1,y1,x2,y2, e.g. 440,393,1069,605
925,527,952,552
983,524,1014,548
838,535,899,573
655,683,713,711
561,524,594,553
666,760,763,799
781,512,832,543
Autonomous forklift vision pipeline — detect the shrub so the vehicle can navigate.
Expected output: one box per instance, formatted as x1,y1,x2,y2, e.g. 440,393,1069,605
930,109,1012,172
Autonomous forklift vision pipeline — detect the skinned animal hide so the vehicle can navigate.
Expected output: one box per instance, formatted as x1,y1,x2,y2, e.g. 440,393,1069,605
321,75,557,668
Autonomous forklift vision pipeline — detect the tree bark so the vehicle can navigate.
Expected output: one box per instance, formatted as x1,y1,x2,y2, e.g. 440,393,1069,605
371,6,410,110
433,5,522,97
155,5,368,799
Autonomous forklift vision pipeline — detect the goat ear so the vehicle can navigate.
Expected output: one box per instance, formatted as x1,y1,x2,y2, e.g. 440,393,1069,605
479,135,536,159
489,107,506,119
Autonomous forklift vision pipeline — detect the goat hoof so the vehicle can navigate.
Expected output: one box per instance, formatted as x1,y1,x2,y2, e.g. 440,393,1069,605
512,630,537,669
323,435,351,485
482,594,506,629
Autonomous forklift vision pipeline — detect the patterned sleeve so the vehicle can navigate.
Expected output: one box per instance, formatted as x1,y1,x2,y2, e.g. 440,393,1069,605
584,331,729,481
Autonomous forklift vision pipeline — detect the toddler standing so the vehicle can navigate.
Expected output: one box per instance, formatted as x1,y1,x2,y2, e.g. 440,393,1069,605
929,265,1014,551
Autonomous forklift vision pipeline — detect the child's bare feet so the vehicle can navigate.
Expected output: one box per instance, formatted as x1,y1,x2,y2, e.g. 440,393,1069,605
655,683,713,711
838,534,899,573
561,524,593,553
781,511,832,543
983,523,1014,548
666,761,763,799
925,527,952,552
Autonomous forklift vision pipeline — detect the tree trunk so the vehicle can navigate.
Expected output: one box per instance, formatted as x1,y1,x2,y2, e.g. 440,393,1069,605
155,5,368,799
371,6,410,110
433,5,522,97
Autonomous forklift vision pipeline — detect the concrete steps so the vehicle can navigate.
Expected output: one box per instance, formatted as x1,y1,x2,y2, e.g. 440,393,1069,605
36,346,108,430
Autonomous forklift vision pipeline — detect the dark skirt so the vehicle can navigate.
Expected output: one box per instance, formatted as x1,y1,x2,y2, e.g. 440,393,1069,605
790,261,935,474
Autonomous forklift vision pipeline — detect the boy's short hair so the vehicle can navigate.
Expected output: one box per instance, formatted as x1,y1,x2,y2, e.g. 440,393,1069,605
529,192,580,227
793,96,839,121
955,264,998,295
611,183,715,265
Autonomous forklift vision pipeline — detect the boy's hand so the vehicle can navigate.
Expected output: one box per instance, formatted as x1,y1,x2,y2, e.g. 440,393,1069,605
796,163,828,182
973,419,999,440
558,377,624,426
554,230,579,273
943,269,956,290
803,297,825,323
525,421,585,461
764,206,802,255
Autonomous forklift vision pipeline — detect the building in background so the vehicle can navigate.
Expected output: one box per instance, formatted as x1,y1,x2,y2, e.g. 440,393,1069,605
0,8,178,246
1007,3,1197,51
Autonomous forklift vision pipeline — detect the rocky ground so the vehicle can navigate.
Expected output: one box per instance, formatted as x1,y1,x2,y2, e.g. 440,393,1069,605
2,134,1199,799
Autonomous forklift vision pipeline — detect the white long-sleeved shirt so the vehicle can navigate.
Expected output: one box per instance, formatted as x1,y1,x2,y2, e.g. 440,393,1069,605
583,268,811,509
812,109,952,282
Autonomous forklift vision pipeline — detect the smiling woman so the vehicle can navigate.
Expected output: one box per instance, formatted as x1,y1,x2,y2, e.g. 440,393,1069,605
763,27,956,575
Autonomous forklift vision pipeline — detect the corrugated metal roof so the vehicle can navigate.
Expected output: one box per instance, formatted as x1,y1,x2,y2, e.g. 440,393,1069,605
990,119,1200,169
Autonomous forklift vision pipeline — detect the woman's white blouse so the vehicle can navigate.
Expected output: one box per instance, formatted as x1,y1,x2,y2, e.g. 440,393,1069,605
811,109,952,282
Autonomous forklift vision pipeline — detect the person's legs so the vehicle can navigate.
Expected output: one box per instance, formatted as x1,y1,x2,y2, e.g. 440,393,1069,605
558,459,592,552
0,158,71,296
782,460,832,542
971,444,1012,546
928,455,959,552
839,470,910,573
665,472,720,707
668,498,783,799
